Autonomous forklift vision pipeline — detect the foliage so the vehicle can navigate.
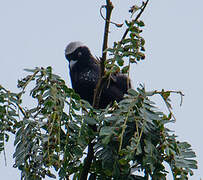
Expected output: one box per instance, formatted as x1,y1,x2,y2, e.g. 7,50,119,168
0,66,197,179
0,85,19,154
0,0,197,180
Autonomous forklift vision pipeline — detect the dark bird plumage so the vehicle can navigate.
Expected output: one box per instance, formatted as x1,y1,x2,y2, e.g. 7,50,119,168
65,41,131,109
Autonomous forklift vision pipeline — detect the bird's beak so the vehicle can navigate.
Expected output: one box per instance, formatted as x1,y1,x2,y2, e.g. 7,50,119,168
69,60,78,69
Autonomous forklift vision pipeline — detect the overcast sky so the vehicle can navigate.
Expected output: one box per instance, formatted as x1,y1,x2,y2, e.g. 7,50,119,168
0,0,202,179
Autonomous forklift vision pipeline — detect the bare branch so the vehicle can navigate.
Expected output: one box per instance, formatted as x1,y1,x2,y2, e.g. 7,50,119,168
101,0,114,76
93,0,114,109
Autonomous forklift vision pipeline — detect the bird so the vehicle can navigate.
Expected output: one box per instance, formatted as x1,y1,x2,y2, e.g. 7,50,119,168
64,42,147,180
65,41,131,109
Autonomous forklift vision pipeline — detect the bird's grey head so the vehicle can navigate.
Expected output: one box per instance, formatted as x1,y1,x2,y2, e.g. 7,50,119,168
65,41,92,69
65,41,85,69
65,41,84,56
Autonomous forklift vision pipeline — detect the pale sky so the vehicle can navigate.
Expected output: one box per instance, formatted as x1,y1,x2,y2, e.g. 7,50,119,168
0,0,202,179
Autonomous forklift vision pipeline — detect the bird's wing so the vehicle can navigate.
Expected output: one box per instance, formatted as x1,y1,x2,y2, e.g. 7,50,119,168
94,56,101,65
110,73,131,93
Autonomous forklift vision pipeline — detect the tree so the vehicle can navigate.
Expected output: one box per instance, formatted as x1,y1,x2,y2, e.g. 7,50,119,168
0,1,197,179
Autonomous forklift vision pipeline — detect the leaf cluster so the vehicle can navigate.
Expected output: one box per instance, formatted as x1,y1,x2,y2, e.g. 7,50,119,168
0,67,197,179
105,19,145,75
0,85,19,153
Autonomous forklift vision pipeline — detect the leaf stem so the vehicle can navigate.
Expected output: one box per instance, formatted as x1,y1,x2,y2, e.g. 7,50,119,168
119,109,131,152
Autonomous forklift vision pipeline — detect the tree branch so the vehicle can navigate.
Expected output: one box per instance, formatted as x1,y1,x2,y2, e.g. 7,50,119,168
121,0,149,41
80,142,94,180
102,0,114,73
93,0,114,108
80,1,114,180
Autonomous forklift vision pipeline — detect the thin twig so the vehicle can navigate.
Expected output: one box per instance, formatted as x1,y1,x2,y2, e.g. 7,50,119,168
17,69,40,118
119,108,131,152
16,104,27,118
154,90,184,105
22,69,40,93
0,85,27,117
3,144,7,166
153,90,184,121
100,5,123,28
121,0,149,41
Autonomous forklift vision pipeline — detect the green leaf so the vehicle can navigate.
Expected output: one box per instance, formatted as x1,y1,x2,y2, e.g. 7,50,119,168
84,117,97,126
71,92,80,100
122,66,129,74
137,20,145,27
128,88,138,96
119,158,127,165
23,68,38,72
100,127,113,136
116,56,124,66
102,135,111,145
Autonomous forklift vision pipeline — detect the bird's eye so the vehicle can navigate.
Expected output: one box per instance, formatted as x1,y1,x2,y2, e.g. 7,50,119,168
78,52,82,57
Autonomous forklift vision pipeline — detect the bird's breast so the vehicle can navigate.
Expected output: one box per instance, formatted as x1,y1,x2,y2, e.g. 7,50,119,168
79,70,98,83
